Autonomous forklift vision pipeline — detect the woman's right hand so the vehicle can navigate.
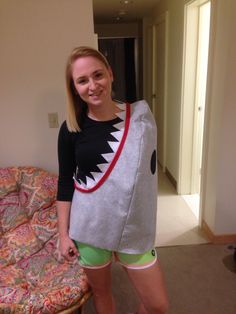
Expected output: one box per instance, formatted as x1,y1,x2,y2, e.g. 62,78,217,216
58,234,78,261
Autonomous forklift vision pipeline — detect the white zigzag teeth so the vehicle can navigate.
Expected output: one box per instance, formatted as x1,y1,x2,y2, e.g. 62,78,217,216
90,171,103,182
111,130,123,141
113,121,125,130
116,103,126,110
108,141,119,152
115,111,126,120
97,163,109,173
79,180,87,188
102,153,115,163
85,176,95,188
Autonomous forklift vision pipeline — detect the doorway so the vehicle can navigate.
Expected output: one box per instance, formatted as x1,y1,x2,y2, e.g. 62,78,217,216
179,0,211,221
98,37,138,103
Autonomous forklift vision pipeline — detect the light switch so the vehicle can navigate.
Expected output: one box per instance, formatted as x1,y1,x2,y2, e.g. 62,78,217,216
48,113,59,128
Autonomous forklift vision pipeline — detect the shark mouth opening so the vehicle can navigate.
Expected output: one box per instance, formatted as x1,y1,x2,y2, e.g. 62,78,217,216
74,102,130,193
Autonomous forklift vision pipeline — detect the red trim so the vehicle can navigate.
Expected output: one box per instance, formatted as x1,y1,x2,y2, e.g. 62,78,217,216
74,103,131,193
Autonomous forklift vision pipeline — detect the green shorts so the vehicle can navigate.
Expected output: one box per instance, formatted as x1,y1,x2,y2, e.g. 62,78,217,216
73,241,157,270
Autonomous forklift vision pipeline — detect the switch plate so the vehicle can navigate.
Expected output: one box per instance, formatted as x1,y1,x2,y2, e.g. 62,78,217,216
48,113,59,128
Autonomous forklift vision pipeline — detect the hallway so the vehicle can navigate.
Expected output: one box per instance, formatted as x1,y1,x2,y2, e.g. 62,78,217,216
155,168,209,247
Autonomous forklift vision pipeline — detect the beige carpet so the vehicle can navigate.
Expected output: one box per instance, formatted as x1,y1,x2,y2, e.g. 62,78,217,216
82,244,236,314
155,169,209,247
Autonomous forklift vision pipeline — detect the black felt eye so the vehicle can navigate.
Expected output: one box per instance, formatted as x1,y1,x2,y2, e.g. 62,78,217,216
150,150,156,175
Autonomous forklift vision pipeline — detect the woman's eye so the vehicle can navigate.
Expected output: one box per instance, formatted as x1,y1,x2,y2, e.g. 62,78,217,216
77,79,87,85
94,72,103,79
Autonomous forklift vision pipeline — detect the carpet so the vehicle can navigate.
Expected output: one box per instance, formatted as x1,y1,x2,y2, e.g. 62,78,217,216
83,244,236,314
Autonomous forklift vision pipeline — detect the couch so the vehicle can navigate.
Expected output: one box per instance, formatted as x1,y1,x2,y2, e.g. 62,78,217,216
0,166,91,313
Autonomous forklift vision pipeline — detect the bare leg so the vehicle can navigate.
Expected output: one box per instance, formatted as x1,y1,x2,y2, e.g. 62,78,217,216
125,260,169,314
136,303,148,314
83,264,116,314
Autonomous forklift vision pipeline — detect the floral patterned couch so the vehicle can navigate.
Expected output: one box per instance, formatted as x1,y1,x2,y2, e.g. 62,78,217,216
0,167,91,314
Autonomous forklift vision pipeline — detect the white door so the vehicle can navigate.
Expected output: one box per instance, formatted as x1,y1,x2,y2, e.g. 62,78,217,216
191,1,211,194
179,0,211,222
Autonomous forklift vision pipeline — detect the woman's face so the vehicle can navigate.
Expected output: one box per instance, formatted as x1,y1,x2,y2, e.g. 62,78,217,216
71,56,113,108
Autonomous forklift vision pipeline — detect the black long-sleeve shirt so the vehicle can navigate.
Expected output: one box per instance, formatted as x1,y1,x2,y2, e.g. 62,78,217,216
57,116,122,201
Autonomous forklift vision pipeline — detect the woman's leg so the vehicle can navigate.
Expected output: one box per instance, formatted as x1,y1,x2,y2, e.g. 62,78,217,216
125,260,169,314
83,264,116,314
74,241,115,313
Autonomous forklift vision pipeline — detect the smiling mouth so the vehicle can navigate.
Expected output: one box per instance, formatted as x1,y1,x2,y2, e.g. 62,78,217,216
89,91,102,97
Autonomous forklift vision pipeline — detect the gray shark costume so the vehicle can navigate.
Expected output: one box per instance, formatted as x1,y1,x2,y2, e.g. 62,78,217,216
69,100,157,254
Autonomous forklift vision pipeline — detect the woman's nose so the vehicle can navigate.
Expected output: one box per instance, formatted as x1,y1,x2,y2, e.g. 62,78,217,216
88,78,96,89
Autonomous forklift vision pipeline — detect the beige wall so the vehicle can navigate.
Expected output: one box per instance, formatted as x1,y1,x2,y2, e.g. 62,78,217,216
144,0,187,180
203,0,236,234
147,0,236,235
163,0,186,180
0,0,95,173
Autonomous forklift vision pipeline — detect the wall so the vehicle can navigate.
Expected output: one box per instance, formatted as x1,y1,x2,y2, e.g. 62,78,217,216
0,0,95,173
203,0,236,234
163,0,186,180
147,0,187,180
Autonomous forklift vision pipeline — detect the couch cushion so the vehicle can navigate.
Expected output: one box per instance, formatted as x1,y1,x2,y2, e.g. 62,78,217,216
0,303,26,313
0,192,28,233
0,286,31,308
0,167,91,312
0,167,58,233
0,236,15,269
30,203,58,243
19,167,58,217
2,223,42,267
0,167,20,199
0,264,28,289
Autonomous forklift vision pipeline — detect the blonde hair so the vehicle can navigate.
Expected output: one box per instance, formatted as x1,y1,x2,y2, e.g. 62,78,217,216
65,46,110,132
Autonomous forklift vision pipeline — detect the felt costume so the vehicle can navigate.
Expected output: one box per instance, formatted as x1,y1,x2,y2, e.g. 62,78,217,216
67,100,158,254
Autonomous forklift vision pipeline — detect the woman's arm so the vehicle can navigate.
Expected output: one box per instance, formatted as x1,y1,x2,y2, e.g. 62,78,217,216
57,200,78,261
57,122,78,260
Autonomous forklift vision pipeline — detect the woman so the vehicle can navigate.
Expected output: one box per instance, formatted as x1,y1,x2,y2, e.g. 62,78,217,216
57,46,169,314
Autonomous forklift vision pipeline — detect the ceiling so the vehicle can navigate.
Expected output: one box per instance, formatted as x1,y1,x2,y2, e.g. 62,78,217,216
93,0,159,23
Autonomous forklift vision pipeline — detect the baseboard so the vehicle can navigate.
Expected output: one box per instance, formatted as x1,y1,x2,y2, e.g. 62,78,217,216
202,220,236,244
165,167,177,190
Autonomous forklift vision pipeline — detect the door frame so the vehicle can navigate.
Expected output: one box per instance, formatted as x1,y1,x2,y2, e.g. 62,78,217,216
178,0,211,221
152,12,169,171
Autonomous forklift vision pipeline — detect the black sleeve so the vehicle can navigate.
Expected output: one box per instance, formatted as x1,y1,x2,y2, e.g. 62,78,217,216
57,121,76,201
